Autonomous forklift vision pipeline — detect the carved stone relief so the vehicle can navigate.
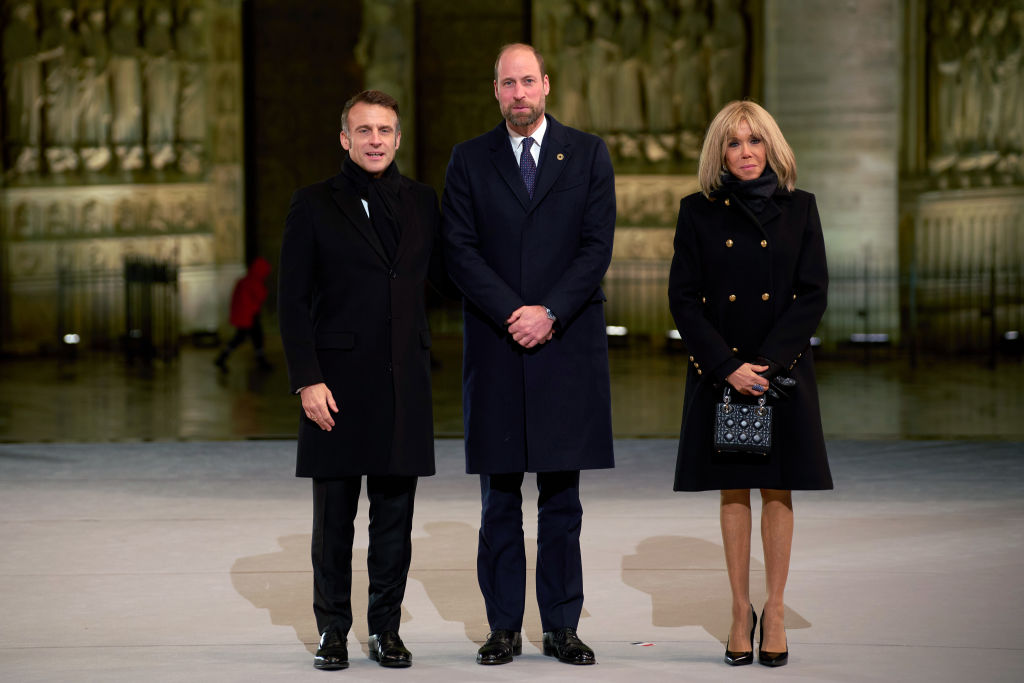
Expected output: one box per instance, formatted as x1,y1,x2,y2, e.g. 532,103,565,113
1,0,212,180
534,0,754,173
1,1,243,353
925,0,1024,188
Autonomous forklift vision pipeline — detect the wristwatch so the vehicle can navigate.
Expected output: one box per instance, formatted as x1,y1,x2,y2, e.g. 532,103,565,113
543,306,557,321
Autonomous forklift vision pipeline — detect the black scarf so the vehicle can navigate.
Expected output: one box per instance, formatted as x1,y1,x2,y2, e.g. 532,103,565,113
340,155,404,261
714,166,779,216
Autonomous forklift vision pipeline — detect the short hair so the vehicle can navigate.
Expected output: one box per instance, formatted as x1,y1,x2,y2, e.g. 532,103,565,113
493,43,547,82
340,90,401,134
697,100,797,196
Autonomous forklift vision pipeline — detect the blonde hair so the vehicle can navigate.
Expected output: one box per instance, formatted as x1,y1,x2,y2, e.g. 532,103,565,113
697,100,796,196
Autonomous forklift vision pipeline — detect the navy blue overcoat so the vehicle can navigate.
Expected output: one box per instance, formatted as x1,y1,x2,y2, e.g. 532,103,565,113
441,115,616,474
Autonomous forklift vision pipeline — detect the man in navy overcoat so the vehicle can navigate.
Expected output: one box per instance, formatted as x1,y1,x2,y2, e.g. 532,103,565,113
441,43,616,666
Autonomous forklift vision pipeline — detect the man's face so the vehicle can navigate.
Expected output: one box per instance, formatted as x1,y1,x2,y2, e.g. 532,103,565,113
494,47,550,134
340,102,401,177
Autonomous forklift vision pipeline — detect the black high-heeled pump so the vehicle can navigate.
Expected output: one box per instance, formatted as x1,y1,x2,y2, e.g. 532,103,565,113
758,608,789,667
724,605,756,666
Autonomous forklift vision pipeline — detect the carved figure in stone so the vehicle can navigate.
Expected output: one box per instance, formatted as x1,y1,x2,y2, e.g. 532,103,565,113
13,202,35,239
556,0,591,130
45,201,71,237
114,197,135,232
612,0,645,159
355,1,408,111
643,0,677,162
929,4,965,176
40,3,80,173
176,5,207,174
109,1,145,170
672,0,708,159
956,5,990,172
144,3,178,170
1009,4,1024,180
77,4,113,171
80,199,103,234
3,1,44,174
991,3,1022,180
586,0,619,133
705,0,747,116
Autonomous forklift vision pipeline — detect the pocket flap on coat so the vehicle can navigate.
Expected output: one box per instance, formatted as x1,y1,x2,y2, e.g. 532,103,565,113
315,332,356,350
419,330,432,349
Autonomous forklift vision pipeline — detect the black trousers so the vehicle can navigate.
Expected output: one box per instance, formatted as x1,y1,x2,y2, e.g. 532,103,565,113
224,315,265,353
477,470,583,633
311,476,417,636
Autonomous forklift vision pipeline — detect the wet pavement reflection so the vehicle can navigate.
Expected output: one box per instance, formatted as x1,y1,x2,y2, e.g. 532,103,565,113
1,334,1021,442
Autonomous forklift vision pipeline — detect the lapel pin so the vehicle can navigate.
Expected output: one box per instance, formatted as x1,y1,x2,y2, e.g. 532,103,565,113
556,153,564,161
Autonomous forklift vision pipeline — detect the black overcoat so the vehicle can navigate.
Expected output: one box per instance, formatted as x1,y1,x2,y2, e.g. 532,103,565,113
668,187,833,491
278,172,442,478
441,115,616,474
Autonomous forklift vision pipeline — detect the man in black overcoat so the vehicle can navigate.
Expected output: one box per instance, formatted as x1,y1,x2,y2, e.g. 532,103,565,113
441,43,616,666
278,90,446,671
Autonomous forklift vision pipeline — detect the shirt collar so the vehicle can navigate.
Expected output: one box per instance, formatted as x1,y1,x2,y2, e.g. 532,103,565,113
507,115,548,153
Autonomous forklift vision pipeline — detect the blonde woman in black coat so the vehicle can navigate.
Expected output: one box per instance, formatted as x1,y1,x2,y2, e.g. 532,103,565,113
668,100,832,668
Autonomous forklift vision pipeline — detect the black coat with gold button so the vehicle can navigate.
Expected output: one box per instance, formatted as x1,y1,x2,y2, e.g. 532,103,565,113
668,187,832,491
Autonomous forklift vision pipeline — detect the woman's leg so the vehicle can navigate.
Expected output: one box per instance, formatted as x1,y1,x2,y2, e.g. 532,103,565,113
759,488,793,651
721,489,753,650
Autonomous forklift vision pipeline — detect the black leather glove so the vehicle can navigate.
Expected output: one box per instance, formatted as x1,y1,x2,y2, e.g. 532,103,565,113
756,355,797,400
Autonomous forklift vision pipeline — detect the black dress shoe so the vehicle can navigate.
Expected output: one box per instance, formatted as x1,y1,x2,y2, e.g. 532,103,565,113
476,629,522,665
724,604,756,666
542,627,596,665
758,608,789,667
314,627,349,670
368,630,412,668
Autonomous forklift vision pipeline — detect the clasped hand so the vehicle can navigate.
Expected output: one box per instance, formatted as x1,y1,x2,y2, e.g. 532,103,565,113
726,363,770,396
507,305,554,348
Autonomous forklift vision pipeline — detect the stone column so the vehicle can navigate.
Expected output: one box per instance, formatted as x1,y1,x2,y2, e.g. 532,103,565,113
764,0,902,345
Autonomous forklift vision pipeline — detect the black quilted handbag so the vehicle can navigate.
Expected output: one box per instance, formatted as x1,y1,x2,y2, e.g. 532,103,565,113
714,387,772,455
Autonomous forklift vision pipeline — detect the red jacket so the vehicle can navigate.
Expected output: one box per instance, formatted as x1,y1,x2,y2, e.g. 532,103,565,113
229,257,271,328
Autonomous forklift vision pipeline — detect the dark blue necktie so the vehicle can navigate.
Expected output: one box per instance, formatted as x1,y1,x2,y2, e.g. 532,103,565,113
520,137,537,198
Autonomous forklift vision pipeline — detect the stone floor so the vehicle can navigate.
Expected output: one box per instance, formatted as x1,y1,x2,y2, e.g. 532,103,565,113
1,438,1022,682
1,334,1023,442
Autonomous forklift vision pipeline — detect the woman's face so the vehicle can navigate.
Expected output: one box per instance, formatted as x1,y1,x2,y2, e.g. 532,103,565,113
724,120,766,181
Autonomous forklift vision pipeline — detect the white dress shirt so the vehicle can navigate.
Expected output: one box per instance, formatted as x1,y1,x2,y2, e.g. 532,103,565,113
507,115,547,169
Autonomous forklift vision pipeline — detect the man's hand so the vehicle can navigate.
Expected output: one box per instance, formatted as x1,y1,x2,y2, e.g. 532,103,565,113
300,382,339,431
506,305,554,348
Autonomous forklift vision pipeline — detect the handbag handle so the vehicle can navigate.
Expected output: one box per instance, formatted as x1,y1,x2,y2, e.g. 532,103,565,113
721,386,767,416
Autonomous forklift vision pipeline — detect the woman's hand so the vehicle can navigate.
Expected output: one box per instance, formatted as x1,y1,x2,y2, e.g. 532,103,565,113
726,363,770,396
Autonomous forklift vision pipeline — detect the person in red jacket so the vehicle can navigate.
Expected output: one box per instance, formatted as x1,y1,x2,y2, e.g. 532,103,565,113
215,257,272,371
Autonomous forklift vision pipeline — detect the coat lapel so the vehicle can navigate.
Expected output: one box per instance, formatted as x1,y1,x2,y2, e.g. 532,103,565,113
488,123,533,211
328,174,390,264
530,116,570,207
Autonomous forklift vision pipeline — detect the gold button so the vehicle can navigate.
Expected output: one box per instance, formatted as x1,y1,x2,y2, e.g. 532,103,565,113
724,198,731,206
793,293,797,300
726,239,734,248
761,240,768,248
728,294,736,302
761,293,770,301
798,352,803,358
694,362,700,368
697,369,703,375
701,296,706,304
688,355,694,362
732,347,738,353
